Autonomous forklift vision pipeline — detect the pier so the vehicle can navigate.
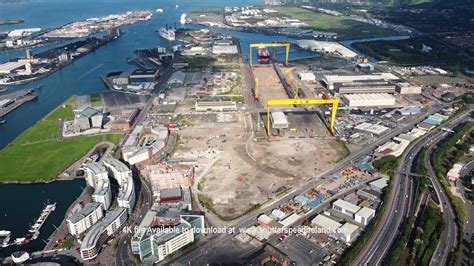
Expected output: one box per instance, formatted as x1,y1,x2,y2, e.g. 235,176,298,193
0,88,37,117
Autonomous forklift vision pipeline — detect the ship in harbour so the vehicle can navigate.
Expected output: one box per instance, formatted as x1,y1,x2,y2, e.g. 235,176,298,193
158,26,176,41
258,48,271,64
180,13,187,25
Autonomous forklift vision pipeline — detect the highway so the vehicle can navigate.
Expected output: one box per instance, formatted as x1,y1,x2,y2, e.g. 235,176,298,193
426,113,472,265
354,109,469,265
166,106,448,265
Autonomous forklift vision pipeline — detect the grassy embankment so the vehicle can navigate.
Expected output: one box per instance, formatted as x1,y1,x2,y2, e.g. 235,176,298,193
273,7,397,39
431,121,474,263
0,96,122,183
387,148,443,265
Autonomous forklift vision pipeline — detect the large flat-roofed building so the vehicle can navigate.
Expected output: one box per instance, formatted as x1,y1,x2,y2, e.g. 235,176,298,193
212,45,238,55
343,93,396,108
354,122,389,136
112,108,139,130
332,199,361,218
129,69,159,83
271,110,289,129
0,99,14,108
334,81,396,95
355,207,376,226
296,40,357,58
311,214,342,237
369,177,389,193
80,207,128,261
67,202,104,236
322,73,399,91
195,97,237,112
396,82,422,95
0,61,25,74
338,222,359,243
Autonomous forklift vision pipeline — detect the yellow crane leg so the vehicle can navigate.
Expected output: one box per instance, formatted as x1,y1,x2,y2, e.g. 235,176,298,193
285,45,289,66
330,101,338,134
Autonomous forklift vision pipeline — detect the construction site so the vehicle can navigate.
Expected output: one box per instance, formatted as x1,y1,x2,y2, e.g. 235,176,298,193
171,42,346,218
249,43,339,137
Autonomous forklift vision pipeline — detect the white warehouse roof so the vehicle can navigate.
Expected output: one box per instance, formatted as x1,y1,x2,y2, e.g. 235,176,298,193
343,93,396,108
333,199,361,214
323,73,399,90
355,122,389,136
0,61,25,74
311,214,342,231
355,207,376,219
271,111,289,129
370,178,389,190
296,40,358,58
339,222,359,237
279,213,301,228
258,214,274,225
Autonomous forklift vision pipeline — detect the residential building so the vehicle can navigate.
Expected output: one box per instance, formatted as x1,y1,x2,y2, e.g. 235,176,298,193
67,203,104,236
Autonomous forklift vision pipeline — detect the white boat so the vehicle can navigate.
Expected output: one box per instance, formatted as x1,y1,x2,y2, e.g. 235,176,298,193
180,13,187,25
158,27,176,41
14,238,26,245
0,230,11,248
176,4,179,8
11,251,30,264
156,8,163,13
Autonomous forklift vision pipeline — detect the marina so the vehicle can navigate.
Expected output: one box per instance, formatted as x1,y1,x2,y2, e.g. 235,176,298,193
2,202,56,249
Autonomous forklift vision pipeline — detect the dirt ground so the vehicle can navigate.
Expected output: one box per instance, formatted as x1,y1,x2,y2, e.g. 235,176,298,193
173,112,346,217
252,66,288,108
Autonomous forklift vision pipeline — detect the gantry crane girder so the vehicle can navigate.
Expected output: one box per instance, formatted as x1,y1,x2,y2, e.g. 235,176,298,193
249,43,290,66
266,98,339,136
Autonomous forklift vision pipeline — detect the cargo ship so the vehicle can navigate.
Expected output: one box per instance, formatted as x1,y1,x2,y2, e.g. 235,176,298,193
158,26,176,41
258,48,270,64
0,230,11,248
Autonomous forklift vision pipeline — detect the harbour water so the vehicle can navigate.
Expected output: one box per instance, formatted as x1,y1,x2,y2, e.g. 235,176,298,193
0,179,85,258
0,0,319,257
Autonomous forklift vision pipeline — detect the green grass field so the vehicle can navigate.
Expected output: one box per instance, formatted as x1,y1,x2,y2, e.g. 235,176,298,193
0,96,122,183
273,7,397,39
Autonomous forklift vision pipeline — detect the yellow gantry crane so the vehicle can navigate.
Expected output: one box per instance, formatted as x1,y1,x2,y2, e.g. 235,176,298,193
284,67,299,99
266,98,339,136
249,43,291,66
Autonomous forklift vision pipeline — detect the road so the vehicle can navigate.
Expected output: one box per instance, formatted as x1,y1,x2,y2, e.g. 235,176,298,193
457,160,474,266
427,112,472,266
166,105,448,265
354,109,469,265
